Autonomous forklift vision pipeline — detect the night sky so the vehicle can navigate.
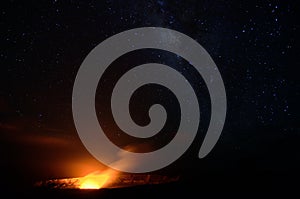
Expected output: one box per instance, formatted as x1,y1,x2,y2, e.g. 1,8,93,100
1,0,299,192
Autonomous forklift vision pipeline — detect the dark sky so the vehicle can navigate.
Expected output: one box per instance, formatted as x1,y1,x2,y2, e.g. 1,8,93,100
0,0,299,191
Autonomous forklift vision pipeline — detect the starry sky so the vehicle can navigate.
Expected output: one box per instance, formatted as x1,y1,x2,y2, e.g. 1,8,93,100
0,0,299,190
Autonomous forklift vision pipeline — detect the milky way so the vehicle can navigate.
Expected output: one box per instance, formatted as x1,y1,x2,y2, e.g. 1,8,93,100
0,0,299,191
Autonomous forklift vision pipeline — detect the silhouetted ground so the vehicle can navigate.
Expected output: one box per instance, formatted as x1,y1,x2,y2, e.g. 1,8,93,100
3,172,298,199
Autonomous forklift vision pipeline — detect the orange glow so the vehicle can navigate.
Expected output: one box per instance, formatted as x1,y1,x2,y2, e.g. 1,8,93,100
79,173,109,189
76,170,119,189
34,170,181,189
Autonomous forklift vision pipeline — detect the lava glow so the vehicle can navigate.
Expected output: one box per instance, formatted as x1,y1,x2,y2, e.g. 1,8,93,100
35,169,180,189
79,173,109,189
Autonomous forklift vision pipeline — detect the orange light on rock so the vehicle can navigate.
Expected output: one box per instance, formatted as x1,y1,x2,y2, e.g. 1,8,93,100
34,170,180,189
79,174,109,189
